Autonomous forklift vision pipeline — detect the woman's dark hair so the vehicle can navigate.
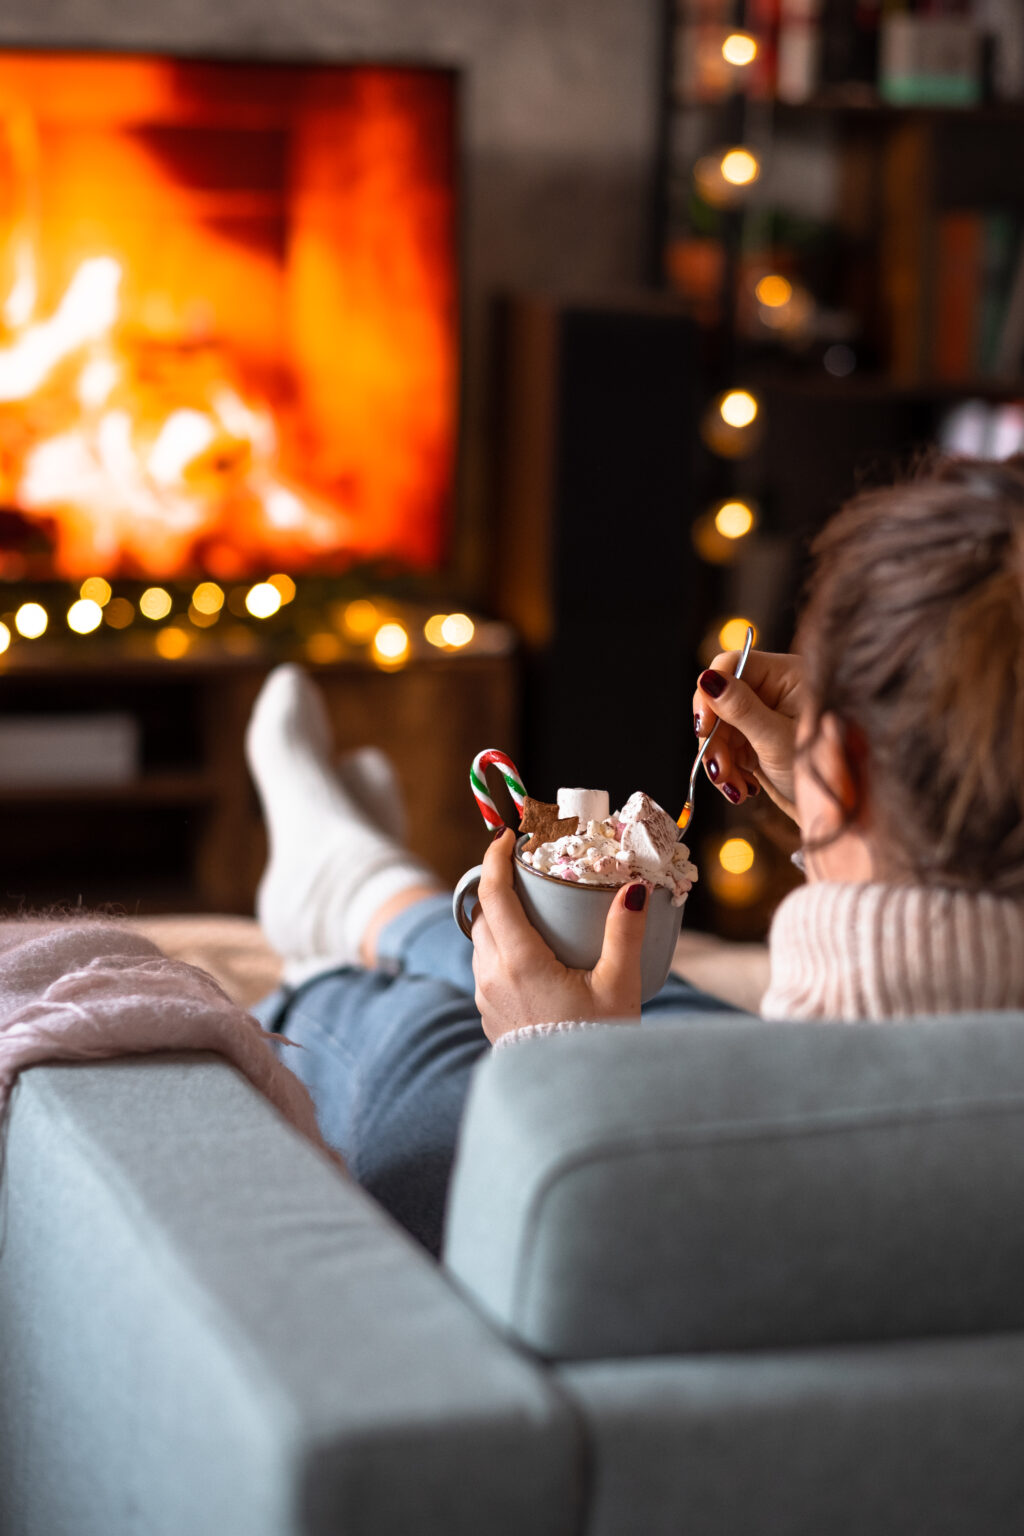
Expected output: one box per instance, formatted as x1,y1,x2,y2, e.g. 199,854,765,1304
795,454,1024,895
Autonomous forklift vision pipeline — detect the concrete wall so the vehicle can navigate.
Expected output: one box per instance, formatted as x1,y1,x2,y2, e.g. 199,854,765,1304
0,0,663,590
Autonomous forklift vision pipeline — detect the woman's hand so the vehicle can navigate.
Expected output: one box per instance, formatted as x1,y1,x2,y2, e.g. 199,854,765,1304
471,828,649,1045
691,649,806,821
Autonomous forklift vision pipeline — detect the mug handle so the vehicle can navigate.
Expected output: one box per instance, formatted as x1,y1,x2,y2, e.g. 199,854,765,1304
453,864,485,940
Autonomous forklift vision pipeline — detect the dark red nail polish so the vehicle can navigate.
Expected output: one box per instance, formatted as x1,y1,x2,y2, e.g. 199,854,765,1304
722,782,741,804
699,669,726,699
707,759,720,782
625,883,647,912
492,825,510,842
746,778,760,795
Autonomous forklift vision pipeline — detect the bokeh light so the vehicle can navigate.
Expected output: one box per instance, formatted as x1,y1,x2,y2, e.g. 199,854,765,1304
15,602,47,638
372,622,410,667
722,32,758,66
192,581,225,615
268,573,297,605
305,631,344,664
755,274,793,309
245,583,282,619
80,576,112,606
714,500,756,539
720,148,760,187
719,390,759,428
342,599,379,640
719,836,755,874
719,616,758,651
139,587,172,621
424,613,449,647
154,626,190,659
440,612,474,647
104,598,135,629
0,621,11,655
67,598,103,634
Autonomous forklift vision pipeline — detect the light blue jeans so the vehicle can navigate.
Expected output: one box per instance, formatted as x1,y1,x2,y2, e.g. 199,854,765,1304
254,894,740,1256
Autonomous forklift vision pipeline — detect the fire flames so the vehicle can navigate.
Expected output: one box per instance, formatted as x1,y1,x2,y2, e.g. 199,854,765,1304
0,56,457,582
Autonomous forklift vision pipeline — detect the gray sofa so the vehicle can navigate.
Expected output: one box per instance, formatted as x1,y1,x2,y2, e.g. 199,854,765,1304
3,1011,1024,1535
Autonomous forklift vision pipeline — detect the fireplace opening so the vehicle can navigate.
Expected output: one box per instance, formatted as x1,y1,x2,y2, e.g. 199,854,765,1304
0,51,459,588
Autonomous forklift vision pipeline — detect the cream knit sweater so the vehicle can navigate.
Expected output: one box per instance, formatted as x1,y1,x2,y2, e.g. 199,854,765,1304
497,880,1024,1043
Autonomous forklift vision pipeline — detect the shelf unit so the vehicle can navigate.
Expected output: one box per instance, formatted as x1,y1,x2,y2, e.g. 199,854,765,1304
0,644,518,917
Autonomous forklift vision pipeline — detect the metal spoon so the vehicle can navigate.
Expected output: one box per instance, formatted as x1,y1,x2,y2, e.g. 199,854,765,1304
676,624,754,836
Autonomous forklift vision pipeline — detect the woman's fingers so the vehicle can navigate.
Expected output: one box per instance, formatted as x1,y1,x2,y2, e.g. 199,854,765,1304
477,827,552,963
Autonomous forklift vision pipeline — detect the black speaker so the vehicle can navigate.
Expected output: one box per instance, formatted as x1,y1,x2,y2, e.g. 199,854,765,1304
491,292,703,815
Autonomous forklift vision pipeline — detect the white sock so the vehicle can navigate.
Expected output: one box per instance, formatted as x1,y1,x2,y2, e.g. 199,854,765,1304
245,665,436,978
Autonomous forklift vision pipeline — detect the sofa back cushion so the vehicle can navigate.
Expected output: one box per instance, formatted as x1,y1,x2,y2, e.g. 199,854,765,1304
444,1013,1024,1360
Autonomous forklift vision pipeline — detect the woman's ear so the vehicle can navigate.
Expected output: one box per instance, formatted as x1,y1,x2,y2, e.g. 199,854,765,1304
798,710,876,882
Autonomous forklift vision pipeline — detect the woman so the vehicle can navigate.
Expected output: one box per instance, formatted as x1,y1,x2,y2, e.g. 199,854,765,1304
251,455,1024,1253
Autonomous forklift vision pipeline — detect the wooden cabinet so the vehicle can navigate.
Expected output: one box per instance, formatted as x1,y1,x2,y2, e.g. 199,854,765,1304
0,646,517,916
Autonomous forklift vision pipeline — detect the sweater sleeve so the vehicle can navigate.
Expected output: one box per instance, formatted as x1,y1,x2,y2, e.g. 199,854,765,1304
492,1019,604,1050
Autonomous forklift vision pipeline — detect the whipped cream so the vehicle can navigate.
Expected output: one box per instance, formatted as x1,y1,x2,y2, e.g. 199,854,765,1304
520,789,697,906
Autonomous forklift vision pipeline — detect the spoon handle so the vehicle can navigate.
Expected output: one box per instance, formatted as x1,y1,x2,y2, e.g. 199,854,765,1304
676,625,754,834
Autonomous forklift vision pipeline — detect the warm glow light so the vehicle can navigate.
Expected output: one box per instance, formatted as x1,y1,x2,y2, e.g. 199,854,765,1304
440,612,474,648
268,573,296,604
67,598,102,634
188,604,219,628
372,622,410,665
342,599,380,640
755,274,793,309
714,501,755,539
719,390,759,428
192,581,225,615
0,256,121,404
722,32,758,66
0,621,10,655
15,602,47,638
148,409,216,486
155,626,190,659
139,586,173,621
245,582,282,619
720,148,760,187
719,836,756,875
80,576,112,606
305,631,344,664
719,616,758,652
424,613,449,647
104,598,134,629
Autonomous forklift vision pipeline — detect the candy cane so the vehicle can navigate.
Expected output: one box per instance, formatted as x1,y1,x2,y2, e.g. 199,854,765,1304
470,748,527,829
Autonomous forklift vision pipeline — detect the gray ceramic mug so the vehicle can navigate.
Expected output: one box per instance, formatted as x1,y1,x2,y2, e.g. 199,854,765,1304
453,834,685,1003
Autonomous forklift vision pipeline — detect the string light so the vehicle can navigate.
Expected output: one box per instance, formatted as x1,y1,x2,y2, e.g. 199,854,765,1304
0,621,10,654
714,500,756,539
719,616,758,651
80,576,111,606
722,32,758,66
372,621,410,667
139,586,172,621
245,582,282,619
67,598,103,634
15,602,47,638
440,613,474,647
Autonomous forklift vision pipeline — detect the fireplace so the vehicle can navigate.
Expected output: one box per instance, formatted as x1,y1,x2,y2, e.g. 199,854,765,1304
0,50,459,596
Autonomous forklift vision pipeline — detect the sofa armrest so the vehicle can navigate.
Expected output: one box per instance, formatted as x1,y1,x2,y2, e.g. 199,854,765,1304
0,1055,579,1536
444,1013,1024,1360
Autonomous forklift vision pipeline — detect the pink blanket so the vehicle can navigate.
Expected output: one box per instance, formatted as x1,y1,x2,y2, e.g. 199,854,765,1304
0,920,329,1154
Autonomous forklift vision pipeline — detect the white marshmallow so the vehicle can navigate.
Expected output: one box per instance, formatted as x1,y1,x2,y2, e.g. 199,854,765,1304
557,787,610,832
619,791,678,878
